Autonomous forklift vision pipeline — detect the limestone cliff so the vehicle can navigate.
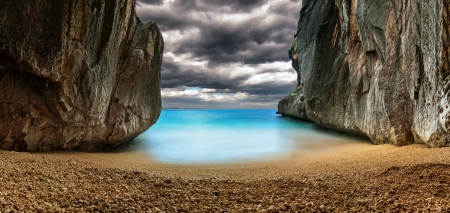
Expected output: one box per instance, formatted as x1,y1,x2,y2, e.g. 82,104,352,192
0,0,164,151
278,0,450,147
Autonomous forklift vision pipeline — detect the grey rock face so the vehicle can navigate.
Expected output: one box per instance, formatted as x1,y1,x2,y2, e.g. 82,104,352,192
0,0,164,151
277,88,308,120
278,0,450,147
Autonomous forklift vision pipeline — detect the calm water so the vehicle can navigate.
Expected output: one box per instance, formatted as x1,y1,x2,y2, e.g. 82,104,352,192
133,109,369,164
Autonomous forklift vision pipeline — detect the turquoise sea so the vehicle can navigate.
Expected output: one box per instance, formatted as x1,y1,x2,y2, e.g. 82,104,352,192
134,109,369,164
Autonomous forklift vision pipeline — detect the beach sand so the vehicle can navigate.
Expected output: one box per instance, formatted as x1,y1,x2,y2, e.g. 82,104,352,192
1,142,450,212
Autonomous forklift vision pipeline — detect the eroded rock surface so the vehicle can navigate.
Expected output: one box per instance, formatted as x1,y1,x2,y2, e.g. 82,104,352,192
278,0,450,147
0,0,164,151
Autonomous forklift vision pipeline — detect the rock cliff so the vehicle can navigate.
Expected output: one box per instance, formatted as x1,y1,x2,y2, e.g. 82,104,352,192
0,0,164,151
278,0,450,147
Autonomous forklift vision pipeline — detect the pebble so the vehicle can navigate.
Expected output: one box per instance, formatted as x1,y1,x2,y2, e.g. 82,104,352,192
357,199,367,205
0,146,449,212
60,202,70,208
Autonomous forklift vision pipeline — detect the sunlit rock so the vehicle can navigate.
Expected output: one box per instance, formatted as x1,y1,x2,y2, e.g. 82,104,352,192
0,0,164,151
278,0,450,147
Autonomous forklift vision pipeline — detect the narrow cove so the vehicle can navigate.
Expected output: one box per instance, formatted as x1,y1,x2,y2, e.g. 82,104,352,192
131,109,371,164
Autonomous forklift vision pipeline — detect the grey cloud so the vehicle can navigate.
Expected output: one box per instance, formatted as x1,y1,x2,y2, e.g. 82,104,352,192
162,95,280,109
137,0,163,5
174,18,297,65
153,0,266,13
161,59,295,97
138,1,300,65
195,0,266,12
136,0,302,108
160,60,251,91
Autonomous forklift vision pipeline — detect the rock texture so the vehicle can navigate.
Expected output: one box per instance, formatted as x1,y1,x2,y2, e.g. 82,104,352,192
0,0,164,151
278,0,450,147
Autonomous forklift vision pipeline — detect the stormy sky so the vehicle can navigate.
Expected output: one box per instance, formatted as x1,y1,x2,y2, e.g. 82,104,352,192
136,0,302,109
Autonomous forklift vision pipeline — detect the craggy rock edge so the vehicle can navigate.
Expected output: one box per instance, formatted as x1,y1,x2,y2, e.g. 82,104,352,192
0,0,164,151
278,0,450,147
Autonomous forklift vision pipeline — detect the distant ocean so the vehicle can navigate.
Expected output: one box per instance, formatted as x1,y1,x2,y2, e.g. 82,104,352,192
134,109,368,164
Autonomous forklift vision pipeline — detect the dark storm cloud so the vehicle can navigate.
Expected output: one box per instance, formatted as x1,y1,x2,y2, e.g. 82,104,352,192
160,58,294,97
136,0,302,108
242,82,295,96
137,0,163,5
137,0,300,65
139,0,266,17
201,0,266,12
161,68,249,91
160,60,250,90
157,0,263,12
175,22,293,65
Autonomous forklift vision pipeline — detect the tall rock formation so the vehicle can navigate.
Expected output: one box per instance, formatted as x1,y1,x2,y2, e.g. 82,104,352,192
278,0,450,147
0,0,164,151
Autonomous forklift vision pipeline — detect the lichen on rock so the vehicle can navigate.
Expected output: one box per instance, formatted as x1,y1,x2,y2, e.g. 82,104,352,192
278,0,450,147
0,0,164,151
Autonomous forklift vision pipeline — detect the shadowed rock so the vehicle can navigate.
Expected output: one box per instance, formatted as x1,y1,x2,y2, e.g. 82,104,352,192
0,0,164,151
278,0,450,147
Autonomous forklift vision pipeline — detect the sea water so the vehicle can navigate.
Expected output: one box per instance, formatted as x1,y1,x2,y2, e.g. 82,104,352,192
133,109,369,164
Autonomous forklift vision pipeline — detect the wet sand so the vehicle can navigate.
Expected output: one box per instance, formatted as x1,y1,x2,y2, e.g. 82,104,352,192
1,142,450,212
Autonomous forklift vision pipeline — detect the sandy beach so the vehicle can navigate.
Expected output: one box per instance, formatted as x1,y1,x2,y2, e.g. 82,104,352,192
1,142,450,212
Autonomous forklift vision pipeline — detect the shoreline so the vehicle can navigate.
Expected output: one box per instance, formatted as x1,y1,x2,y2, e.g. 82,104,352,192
1,143,450,212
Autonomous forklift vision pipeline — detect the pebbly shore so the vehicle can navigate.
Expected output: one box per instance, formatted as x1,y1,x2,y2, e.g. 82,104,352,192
1,143,450,212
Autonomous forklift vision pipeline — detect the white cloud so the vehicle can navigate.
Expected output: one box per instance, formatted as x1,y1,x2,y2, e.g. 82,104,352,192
161,87,248,102
243,70,295,85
